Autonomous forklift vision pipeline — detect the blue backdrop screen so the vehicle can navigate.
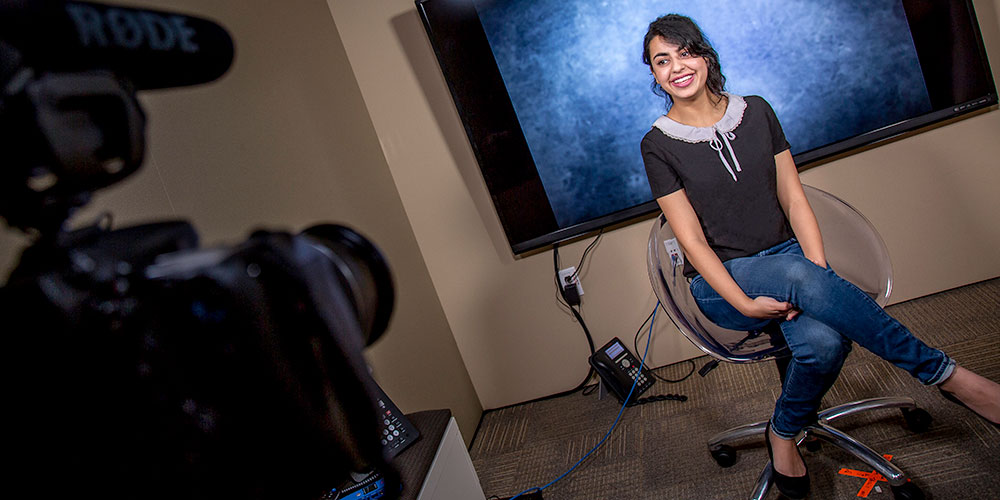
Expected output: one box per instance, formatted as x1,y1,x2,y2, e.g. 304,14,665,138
476,0,929,229
416,0,995,253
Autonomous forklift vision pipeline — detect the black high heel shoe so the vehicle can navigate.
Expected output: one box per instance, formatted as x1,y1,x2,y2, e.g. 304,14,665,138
765,422,810,499
938,387,1000,429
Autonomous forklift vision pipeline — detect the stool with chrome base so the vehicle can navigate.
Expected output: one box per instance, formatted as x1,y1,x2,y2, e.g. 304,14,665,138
646,185,929,500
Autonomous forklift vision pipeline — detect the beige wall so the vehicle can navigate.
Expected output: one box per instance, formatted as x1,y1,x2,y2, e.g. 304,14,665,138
0,0,482,441
327,0,1000,410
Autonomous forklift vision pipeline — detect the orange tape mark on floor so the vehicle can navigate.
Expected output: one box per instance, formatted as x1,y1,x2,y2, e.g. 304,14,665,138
837,454,899,498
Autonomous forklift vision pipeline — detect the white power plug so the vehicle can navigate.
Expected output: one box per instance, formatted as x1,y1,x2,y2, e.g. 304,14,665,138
558,266,584,297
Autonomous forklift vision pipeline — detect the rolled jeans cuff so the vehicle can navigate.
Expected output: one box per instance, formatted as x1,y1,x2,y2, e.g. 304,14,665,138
768,417,801,440
925,354,956,386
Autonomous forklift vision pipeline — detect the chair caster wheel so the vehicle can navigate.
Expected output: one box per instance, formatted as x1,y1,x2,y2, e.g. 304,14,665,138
892,481,925,500
710,445,737,467
902,408,932,433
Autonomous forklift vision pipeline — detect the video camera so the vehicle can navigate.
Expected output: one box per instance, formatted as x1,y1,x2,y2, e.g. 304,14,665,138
1,2,400,498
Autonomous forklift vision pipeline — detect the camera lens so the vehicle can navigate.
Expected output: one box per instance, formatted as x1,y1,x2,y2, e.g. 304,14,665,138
300,224,394,346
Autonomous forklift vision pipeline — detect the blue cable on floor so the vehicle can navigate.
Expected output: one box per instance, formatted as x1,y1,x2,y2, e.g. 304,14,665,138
508,303,660,500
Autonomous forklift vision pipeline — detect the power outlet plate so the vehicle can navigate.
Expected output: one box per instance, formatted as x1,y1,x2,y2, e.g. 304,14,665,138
663,238,683,267
558,266,584,297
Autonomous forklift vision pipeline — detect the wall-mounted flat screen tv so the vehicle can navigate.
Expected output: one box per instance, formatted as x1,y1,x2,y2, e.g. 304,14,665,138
416,0,996,255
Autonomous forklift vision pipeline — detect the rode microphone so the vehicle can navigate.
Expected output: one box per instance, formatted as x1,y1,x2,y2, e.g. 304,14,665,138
0,0,235,90
0,1,235,233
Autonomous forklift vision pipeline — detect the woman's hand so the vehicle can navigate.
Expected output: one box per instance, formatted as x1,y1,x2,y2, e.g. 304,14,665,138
740,296,801,321
806,255,827,269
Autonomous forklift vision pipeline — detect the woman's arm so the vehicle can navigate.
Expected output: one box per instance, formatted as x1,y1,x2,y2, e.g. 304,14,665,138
657,190,796,320
775,150,826,268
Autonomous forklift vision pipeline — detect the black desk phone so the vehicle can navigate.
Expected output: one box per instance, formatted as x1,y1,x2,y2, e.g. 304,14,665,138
371,381,419,460
589,337,654,405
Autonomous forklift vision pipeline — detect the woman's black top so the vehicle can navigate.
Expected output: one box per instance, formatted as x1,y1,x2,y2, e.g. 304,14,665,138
641,94,794,278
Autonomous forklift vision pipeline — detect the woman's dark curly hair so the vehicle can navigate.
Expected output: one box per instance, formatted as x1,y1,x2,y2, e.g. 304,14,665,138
642,14,726,108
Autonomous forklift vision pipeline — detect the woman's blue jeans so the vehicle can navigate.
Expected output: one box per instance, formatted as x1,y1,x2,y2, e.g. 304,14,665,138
690,239,955,439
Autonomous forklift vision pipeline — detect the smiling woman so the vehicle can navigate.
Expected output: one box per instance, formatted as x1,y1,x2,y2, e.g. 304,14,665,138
639,12,1000,500
648,41,708,107
641,14,723,115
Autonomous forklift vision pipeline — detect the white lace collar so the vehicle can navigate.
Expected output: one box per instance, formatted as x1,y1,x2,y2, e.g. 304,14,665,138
652,93,746,144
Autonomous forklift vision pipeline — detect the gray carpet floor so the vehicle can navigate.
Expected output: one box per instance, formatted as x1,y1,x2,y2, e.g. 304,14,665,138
470,278,1000,500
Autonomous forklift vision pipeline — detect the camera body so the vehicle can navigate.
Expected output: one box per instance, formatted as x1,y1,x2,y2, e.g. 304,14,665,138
2,2,398,498
5,221,396,498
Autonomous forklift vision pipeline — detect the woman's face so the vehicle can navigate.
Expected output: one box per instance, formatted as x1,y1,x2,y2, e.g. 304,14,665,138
648,36,710,104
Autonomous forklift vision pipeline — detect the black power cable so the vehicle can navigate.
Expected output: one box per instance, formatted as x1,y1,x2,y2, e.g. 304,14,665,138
534,238,600,402
570,229,603,281
494,233,609,408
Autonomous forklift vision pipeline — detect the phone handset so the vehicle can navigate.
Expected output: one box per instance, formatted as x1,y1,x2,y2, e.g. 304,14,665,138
588,337,654,405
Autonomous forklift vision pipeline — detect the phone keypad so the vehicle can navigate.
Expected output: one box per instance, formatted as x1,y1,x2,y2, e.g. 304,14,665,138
623,361,648,386
376,398,418,459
